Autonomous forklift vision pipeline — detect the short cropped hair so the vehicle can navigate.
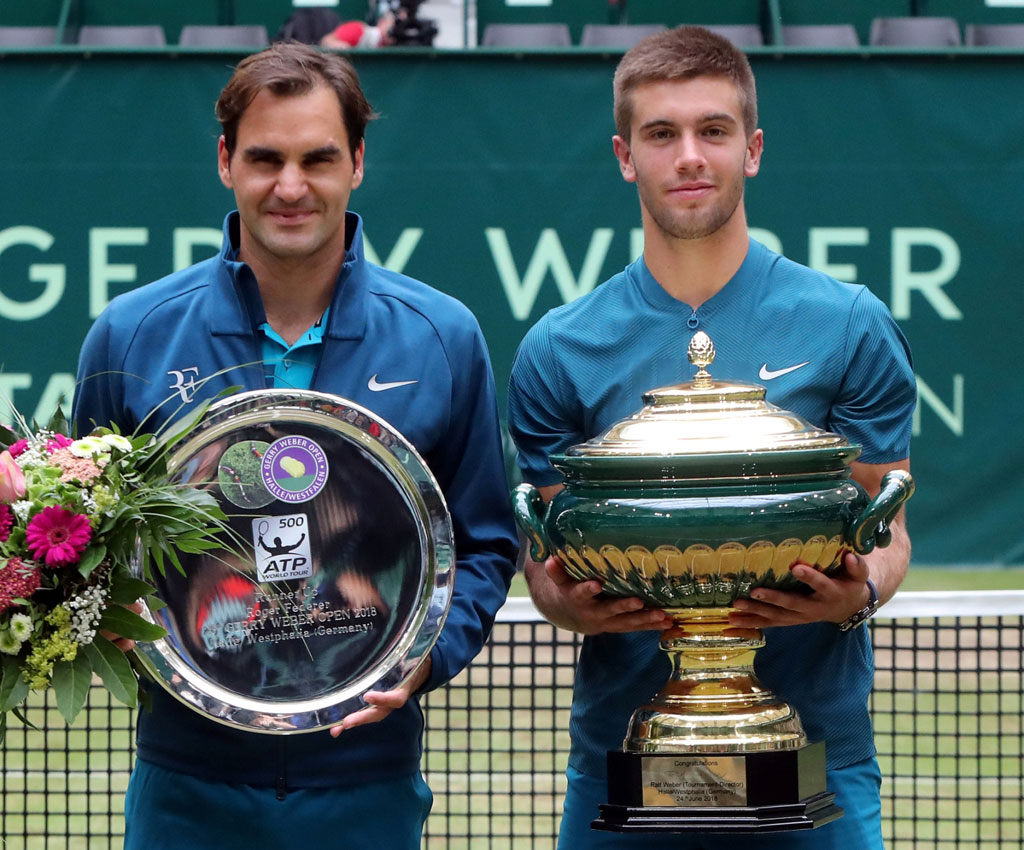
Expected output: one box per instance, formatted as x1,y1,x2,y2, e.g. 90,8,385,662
215,42,375,158
613,26,758,140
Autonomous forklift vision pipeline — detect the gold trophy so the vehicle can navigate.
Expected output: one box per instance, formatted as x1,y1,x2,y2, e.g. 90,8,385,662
514,333,913,832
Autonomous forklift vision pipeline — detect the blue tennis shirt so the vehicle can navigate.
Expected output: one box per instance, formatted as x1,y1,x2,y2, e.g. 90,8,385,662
508,239,916,778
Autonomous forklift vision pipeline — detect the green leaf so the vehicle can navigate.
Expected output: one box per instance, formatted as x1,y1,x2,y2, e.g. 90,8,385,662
11,703,37,729
46,406,69,436
1,654,30,712
108,571,158,606
153,397,216,446
130,433,151,451
173,537,225,554
149,547,166,578
97,606,167,642
51,652,93,725
166,546,185,576
0,423,16,446
82,638,138,708
76,544,107,579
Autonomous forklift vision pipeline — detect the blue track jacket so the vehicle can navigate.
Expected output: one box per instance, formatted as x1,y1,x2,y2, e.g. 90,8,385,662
73,211,518,789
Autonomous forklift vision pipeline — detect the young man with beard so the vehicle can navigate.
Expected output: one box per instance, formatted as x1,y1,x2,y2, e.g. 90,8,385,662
508,26,915,850
73,42,517,850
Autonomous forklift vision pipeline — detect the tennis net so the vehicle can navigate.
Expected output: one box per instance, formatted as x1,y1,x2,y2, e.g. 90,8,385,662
2,590,1022,849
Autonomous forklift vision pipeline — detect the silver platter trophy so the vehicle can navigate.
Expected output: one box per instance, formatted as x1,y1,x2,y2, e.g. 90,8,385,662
131,389,454,734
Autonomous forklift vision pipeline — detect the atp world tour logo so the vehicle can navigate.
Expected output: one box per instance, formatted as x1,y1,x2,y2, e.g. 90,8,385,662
252,514,313,582
260,436,329,502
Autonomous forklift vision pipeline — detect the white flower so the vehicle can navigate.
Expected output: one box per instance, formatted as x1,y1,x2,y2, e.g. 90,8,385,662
8,613,33,642
15,442,49,468
100,434,132,453
81,491,99,521
69,436,109,458
12,500,32,522
65,586,108,645
0,629,20,655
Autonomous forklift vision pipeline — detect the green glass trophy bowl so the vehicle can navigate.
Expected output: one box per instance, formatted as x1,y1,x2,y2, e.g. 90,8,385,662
513,332,913,832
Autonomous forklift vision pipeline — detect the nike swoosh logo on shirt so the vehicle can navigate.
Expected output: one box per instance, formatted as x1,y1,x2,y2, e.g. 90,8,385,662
368,374,418,392
758,362,810,380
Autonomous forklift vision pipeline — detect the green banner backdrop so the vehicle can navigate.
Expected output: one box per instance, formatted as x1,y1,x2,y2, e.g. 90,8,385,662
1,52,1021,566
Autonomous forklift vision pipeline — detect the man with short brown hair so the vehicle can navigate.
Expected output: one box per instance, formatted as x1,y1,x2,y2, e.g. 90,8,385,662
74,42,517,850
613,25,758,140
509,26,914,849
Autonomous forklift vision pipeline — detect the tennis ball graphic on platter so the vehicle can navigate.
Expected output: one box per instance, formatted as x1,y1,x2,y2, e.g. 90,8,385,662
280,456,307,478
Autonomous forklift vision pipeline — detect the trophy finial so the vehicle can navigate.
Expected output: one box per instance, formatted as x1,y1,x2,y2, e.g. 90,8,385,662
688,331,715,388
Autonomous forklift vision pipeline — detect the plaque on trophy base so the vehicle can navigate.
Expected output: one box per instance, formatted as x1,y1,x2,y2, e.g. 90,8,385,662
592,744,842,833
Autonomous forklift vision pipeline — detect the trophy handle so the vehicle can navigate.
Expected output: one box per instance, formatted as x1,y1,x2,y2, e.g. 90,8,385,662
848,469,915,555
513,483,551,562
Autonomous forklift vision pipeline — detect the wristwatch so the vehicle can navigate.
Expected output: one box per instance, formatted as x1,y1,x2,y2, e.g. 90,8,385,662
838,578,879,632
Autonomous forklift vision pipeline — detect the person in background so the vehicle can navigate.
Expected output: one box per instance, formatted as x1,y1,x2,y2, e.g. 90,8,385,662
73,42,516,850
508,25,915,850
321,12,395,49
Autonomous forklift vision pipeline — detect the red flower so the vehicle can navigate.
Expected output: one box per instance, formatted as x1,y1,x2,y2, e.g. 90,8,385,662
45,433,74,454
24,506,92,568
0,503,12,542
8,439,29,458
0,556,42,612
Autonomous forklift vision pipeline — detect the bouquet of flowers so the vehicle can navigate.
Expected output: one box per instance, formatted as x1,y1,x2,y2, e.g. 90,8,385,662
0,410,230,740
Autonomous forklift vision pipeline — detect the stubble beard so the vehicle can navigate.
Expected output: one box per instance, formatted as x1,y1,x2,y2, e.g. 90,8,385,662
246,214,332,264
640,177,745,242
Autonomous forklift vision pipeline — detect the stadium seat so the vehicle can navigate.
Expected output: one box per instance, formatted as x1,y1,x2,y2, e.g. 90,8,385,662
869,17,961,47
966,24,1024,47
179,25,269,48
781,25,860,48
579,24,666,48
77,25,167,46
481,24,571,48
0,26,59,47
703,24,764,48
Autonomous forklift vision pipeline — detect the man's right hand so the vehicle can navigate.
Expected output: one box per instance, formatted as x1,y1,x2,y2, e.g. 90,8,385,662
527,555,674,636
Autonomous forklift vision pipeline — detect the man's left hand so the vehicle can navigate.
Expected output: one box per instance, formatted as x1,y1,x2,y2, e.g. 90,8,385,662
329,658,431,737
729,551,872,629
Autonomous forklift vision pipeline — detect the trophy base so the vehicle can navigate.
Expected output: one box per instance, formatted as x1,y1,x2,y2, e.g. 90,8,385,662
592,791,842,833
592,743,843,834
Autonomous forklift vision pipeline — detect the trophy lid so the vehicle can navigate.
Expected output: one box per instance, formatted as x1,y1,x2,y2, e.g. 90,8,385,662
554,332,860,483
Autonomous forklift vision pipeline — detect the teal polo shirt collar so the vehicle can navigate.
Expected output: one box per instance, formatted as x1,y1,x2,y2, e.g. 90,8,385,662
629,237,770,324
259,307,329,390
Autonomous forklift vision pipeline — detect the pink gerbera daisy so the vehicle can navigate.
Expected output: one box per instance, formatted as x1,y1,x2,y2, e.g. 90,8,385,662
8,439,29,458
0,503,12,542
25,505,92,568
